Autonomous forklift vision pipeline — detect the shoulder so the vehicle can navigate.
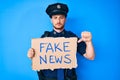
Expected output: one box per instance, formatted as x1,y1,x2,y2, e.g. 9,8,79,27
41,31,50,38
65,30,78,37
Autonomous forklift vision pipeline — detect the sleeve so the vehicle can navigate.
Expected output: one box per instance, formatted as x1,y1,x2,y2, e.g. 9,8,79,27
77,41,86,55
67,31,77,37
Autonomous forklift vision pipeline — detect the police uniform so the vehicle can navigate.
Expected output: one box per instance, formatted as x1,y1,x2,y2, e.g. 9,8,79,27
37,3,86,80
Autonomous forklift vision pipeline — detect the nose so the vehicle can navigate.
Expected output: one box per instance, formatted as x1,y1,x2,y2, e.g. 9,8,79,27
57,18,60,23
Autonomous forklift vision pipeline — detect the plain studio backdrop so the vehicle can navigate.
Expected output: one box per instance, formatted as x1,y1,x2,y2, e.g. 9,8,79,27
0,0,119,80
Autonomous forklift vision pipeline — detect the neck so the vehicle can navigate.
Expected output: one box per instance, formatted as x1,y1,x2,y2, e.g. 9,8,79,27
54,28,64,33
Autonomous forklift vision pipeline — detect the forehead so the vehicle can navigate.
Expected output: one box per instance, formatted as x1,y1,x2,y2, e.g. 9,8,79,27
52,14,65,17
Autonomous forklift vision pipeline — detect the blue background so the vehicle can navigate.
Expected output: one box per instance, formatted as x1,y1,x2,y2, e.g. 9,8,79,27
0,0,119,80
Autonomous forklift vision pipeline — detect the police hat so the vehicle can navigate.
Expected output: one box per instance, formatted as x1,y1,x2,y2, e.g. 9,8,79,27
46,3,69,18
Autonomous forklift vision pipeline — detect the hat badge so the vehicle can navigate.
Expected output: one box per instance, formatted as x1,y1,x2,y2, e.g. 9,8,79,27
57,4,61,9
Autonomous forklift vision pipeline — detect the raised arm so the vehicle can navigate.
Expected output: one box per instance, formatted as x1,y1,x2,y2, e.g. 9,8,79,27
78,31,95,60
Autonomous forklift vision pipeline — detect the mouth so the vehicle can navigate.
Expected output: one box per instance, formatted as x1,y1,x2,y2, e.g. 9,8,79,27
56,23,62,26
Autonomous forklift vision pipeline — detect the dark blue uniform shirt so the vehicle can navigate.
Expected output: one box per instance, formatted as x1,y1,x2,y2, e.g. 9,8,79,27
37,29,86,80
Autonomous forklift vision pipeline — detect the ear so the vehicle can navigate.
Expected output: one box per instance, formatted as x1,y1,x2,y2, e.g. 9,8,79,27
50,18,53,23
50,19,53,23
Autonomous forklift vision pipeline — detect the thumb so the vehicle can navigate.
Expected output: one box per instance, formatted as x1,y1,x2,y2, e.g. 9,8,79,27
78,38,83,43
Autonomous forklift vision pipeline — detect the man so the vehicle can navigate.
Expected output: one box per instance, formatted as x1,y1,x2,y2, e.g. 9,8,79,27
27,3,95,80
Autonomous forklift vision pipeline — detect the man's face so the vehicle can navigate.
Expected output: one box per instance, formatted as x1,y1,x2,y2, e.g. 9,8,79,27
51,14,66,30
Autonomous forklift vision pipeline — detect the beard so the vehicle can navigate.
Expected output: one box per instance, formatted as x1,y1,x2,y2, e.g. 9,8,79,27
53,25,64,30
54,26,64,30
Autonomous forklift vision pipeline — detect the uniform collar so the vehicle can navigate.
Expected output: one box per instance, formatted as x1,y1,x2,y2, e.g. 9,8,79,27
52,29,65,35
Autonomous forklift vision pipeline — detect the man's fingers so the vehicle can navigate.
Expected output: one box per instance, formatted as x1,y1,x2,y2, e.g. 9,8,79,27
27,48,35,58
78,38,83,43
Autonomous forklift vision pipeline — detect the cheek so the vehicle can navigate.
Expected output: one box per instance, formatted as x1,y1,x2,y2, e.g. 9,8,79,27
61,20,66,24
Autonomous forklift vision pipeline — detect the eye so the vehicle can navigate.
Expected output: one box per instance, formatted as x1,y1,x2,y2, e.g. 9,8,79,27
53,16,57,19
60,16,65,19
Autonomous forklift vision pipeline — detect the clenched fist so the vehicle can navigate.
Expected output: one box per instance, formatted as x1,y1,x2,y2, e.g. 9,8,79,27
78,31,92,43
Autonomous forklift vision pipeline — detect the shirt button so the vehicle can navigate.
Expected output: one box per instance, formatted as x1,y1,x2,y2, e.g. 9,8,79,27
54,31,56,34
